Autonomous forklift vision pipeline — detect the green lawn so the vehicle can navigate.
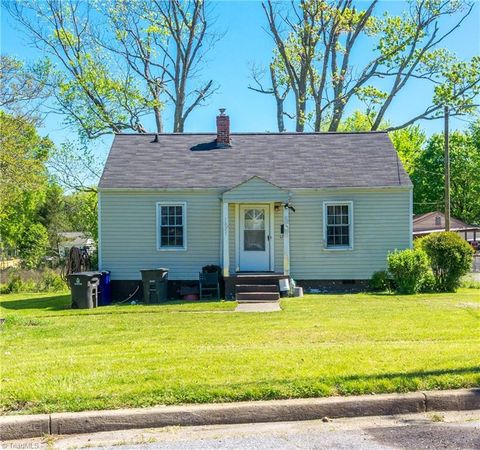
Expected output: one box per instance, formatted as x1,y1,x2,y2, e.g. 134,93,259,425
1,289,479,415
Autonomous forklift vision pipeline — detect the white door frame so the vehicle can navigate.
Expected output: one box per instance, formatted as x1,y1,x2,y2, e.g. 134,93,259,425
235,203,274,272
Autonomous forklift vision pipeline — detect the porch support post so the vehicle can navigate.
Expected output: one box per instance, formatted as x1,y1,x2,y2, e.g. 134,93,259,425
222,201,230,277
283,205,290,275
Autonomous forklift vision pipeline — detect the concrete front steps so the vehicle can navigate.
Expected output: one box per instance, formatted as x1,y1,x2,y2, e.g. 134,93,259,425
236,284,280,303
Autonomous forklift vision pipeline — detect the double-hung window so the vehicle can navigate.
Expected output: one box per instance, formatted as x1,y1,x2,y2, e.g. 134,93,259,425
157,202,186,250
323,202,353,249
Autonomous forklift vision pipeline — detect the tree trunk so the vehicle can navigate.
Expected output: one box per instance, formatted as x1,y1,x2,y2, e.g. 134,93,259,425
276,97,286,132
173,96,184,132
296,91,306,132
154,105,164,133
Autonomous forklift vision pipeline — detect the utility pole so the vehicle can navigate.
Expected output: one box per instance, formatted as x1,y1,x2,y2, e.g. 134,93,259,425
444,105,450,231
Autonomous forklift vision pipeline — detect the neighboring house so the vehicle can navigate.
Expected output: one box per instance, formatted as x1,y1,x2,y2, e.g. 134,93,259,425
59,232,96,257
413,212,480,247
98,110,412,298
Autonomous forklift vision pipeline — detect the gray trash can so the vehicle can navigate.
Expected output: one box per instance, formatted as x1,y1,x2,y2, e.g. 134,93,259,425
140,268,169,304
68,272,101,309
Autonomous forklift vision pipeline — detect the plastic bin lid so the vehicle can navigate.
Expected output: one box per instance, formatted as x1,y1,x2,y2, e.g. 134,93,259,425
68,271,102,277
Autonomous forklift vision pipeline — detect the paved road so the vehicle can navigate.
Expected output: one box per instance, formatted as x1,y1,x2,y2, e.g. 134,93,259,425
469,271,480,282
6,410,480,449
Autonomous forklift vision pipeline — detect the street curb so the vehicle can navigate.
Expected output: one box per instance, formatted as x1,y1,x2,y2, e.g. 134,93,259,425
0,414,50,441
425,389,480,412
1,389,479,441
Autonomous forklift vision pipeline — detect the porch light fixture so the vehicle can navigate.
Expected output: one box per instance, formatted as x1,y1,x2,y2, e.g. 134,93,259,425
284,203,296,213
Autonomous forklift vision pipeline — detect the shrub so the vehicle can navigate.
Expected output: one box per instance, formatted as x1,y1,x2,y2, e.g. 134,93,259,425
387,248,430,294
368,270,393,292
418,232,474,292
37,270,67,292
460,278,480,289
0,269,67,293
1,273,23,294
18,223,49,269
418,270,436,293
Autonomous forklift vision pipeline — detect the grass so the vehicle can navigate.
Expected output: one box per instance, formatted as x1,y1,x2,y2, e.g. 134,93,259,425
1,289,479,415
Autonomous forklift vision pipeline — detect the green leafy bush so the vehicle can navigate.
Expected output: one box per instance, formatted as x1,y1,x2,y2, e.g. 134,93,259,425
418,270,436,293
387,248,430,294
418,232,474,292
18,223,49,269
368,270,393,292
1,273,24,294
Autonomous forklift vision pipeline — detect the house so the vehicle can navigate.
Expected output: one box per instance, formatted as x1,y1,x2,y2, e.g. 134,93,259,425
413,211,479,249
59,232,96,257
98,110,412,299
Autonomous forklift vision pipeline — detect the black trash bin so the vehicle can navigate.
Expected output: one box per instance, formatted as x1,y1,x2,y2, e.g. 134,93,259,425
68,272,101,309
140,268,169,304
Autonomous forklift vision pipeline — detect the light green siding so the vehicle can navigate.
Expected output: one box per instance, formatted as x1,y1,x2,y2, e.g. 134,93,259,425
100,190,222,280
288,188,411,279
100,187,411,281
223,177,289,202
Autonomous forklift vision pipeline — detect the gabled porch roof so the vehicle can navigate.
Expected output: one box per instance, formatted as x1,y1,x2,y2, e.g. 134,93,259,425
222,176,290,202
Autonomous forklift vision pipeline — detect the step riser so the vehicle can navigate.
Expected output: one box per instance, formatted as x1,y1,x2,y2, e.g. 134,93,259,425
236,292,280,302
236,284,279,293
237,300,279,304
233,277,287,286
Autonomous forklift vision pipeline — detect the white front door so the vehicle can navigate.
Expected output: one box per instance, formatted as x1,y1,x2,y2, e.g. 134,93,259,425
239,205,271,271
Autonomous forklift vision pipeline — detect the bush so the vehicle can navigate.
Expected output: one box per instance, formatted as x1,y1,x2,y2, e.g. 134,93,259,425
1,273,24,294
0,269,67,293
387,248,430,294
368,270,393,292
37,270,67,292
18,223,49,269
418,270,436,293
418,232,474,292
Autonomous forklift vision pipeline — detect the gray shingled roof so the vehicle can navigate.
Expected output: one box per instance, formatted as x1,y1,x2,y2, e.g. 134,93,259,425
99,132,411,189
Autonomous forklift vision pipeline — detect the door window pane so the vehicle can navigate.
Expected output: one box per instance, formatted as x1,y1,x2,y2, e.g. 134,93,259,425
244,208,265,251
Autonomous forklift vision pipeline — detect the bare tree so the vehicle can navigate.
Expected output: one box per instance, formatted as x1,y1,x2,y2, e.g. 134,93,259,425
262,0,320,132
249,62,291,132
99,0,220,133
5,0,221,136
47,140,103,193
0,55,50,123
4,0,150,139
151,0,219,132
256,0,479,132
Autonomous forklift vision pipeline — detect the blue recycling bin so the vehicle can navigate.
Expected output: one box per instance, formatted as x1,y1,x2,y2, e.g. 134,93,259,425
98,270,112,306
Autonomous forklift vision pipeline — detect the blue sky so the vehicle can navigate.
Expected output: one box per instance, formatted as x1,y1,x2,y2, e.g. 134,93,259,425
1,0,479,155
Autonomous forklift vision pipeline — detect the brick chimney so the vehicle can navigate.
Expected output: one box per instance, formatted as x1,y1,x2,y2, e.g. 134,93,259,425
216,108,231,147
